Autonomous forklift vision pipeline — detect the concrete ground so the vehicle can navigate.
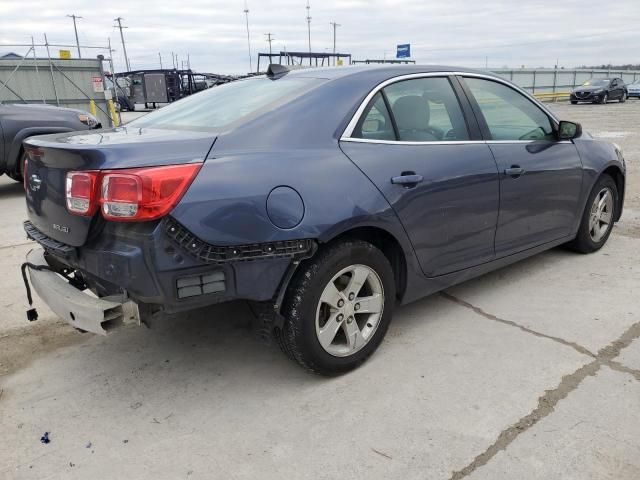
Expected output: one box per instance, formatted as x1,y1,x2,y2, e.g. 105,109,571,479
1,101,639,479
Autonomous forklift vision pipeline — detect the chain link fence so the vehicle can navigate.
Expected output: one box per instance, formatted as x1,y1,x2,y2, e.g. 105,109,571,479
491,68,640,94
0,39,120,127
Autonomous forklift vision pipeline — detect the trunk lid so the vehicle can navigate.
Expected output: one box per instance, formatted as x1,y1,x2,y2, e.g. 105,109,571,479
25,127,216,246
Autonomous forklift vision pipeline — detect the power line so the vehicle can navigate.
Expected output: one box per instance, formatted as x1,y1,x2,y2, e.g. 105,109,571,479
330,21,341,65
114,17,130,71
306,0,312,65
264,33,274,57
66,14,83,58
243,1,252,73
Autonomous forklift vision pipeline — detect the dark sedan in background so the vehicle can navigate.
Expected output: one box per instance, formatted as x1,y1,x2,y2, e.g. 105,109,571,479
21,65,625,375
570,78,628,104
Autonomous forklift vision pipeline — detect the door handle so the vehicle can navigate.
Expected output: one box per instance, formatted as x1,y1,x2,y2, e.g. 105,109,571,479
391,173,424,187
504,166,525,178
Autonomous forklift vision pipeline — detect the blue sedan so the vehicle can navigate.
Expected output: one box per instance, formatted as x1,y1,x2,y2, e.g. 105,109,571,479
22,65,625,375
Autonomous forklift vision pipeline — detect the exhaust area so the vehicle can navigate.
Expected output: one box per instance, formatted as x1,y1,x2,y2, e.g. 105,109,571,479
26,249,140,335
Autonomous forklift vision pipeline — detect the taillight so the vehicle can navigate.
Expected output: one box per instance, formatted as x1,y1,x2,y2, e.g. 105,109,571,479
65,163,202,221
102,174,140,218
101,163,202,221
23,146,43,192
66,171,100,215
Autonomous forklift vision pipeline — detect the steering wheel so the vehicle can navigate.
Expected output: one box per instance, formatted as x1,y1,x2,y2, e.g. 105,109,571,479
443,129,458,141
519,127,546,141
425,126,444,140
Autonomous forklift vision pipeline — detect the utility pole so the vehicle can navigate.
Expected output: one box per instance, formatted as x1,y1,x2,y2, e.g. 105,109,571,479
67,14,83,58
243,1,252,73
306,0,312,65
114,17,130,71
330,22,340,66
159,52,163,69
187,53,191,70
264,33,274,57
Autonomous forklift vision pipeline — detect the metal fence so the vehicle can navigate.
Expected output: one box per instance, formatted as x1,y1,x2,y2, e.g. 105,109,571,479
490,68,640,94
0,42,117,127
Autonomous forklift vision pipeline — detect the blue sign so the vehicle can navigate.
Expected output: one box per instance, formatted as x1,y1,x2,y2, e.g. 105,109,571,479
396,44,411,59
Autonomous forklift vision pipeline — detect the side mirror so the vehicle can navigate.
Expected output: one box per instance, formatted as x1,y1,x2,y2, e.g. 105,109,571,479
558,121,582,140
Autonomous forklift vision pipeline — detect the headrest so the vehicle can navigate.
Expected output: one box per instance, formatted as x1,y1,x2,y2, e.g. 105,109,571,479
392,95,430,131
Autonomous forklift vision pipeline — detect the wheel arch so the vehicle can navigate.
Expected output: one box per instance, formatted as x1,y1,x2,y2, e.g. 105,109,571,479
321,225,408,302
8,127,75,174
600,164,625,221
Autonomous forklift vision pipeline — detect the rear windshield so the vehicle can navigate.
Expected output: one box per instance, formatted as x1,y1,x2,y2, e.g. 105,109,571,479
128,76,323,131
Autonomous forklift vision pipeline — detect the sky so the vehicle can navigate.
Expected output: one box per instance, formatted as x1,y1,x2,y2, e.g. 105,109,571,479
1,0,639,74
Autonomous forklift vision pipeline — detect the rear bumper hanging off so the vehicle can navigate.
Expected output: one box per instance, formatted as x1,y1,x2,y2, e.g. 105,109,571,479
25,248,140,335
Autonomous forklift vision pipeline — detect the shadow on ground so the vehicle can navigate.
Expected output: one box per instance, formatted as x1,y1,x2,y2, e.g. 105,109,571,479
0,179,23,199
1,244,581,381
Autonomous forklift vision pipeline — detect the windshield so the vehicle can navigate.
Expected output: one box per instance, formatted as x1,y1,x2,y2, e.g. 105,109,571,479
582,79,610,87
128,76,323,131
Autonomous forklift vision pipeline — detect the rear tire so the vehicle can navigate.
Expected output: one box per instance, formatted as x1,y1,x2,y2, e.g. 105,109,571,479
277,239,396,376
8,151,26,183
620,92,627,103
567,175,618,253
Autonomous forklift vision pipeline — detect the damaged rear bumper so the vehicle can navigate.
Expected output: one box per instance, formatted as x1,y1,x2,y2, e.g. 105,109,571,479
25,248,140,335
24,218,315,315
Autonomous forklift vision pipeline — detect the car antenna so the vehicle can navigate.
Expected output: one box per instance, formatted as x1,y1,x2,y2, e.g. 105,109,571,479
266,64,290,78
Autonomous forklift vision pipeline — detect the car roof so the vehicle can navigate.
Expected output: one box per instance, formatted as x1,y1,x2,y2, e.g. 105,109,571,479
280,64,490,81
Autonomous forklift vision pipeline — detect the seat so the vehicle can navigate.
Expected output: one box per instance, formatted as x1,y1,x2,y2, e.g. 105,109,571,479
392,95,438,141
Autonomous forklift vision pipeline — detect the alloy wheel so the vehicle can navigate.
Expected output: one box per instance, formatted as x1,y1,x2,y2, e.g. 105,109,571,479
589,187,614,243
315,264,384,357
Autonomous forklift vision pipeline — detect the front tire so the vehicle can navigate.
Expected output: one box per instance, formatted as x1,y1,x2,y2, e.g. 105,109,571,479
570,100,578,105
568,175,618,253
620,92,627,103
277,240,396,375
600,93,608,104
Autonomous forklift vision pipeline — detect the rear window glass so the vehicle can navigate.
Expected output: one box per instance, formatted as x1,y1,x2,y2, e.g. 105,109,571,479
128,77,323,131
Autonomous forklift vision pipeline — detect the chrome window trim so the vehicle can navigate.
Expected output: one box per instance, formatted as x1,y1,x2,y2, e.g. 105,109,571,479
485,140,573,144
340,71,561,144
340,137,573,146
341,137,482,146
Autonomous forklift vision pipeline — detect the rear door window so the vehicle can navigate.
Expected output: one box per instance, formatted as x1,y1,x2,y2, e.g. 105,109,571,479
352,92,396,141
383,77,469,142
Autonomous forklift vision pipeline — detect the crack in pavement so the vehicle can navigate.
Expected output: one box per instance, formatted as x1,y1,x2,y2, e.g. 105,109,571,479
442,292,640,480
440,292,596,358
607,361,640,382
0,241,33,251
